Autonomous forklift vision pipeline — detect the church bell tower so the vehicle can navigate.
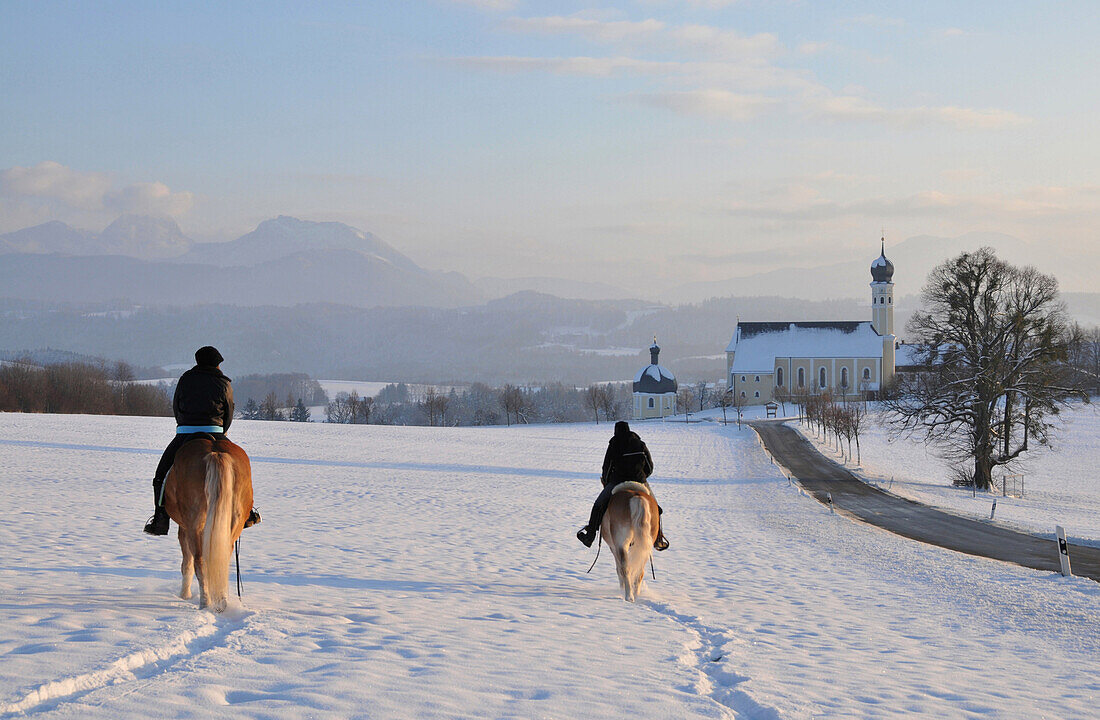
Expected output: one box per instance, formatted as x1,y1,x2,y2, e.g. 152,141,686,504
870,237,894,336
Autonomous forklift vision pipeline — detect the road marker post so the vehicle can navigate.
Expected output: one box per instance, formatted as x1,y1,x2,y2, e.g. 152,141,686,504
827,492,834,513
1055,525,1072,577
990,500,997,520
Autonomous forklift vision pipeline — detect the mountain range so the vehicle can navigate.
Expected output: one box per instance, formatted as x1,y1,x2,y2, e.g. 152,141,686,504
0,215,482,308
1,216,1090,308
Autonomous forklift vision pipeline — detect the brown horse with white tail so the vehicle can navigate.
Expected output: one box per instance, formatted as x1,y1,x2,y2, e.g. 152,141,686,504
163,436,253,612
600,481,660,602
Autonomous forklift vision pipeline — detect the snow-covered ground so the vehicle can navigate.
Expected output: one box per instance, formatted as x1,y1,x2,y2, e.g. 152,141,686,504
2,413,1099,719
793,401,1100,546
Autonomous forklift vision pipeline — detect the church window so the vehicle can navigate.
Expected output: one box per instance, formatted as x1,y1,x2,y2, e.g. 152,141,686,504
819,367,827,389
754,391,759,398
841,367,849,389
863,367,871,380
776,367,784,386
797,368,805,388
648,398,654,409
755,375,760,382
740,391,746,398
888,297,892,304
741,375,746,382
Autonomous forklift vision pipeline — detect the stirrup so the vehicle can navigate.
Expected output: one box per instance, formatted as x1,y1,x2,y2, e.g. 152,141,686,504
244,508,261,529
143,511,169,536
654,535,669,551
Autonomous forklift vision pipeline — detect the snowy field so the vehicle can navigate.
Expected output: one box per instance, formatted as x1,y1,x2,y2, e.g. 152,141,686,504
793,401,1100,546
2,413,1099,719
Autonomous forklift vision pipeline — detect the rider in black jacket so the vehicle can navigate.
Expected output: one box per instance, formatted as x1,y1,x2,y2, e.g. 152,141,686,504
576,421,669,550
143,346,260,535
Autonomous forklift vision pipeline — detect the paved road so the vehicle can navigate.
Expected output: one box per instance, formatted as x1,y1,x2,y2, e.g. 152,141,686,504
751,420,1100,583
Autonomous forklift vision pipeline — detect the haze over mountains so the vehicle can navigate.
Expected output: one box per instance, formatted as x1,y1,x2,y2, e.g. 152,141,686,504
1,215,1090,307
0,215,481,308
1,215,1095,383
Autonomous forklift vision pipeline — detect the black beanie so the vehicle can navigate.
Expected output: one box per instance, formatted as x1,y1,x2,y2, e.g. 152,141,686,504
614,420,631,437
195,346,224,367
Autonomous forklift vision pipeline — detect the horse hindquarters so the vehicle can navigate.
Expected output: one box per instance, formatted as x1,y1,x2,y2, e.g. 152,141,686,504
200,453,235,611
603,491,656,602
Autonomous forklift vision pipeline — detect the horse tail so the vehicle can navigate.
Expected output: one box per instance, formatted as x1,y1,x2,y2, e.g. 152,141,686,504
202,452,235,607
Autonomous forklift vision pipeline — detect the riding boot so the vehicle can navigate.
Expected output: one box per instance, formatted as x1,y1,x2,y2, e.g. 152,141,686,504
654,505,669,551
143,479,170,536
576,525,596,547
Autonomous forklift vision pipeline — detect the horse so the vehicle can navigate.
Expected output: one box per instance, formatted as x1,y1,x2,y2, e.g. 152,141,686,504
162,435,253,612
600,481,660,602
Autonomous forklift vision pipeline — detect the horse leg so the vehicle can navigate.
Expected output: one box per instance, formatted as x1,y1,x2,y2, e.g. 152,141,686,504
178,528,194,599
191,527,208,608
616,546,634,602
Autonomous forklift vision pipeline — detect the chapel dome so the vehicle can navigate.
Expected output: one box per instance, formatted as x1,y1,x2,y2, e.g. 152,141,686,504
633,338,677,394
871,238,894,283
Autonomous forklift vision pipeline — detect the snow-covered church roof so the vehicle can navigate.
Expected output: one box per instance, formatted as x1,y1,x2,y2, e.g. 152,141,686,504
633,339,678,394
728,321,885,373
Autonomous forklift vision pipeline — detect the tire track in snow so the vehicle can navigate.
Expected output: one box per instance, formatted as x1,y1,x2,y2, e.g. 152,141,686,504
0,610,251,717
643,599,781,720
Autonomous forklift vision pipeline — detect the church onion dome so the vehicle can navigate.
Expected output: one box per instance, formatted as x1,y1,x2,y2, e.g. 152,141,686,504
871,237,894,283
633,337,677,394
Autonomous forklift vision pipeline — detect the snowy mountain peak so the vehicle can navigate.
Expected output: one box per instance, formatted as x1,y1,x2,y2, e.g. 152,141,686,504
99,214,191,259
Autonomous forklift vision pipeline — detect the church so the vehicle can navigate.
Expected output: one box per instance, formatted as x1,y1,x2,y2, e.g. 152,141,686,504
726,241,897,405
632,337,678,419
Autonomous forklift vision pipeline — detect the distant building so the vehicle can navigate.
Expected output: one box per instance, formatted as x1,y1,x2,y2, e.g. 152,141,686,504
726,240,898,405
633,338,677,419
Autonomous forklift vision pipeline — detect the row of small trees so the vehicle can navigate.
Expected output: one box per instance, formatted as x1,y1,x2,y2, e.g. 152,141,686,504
801,391,868,464
241,393,312,422
0,360,171,416
322,381,634,427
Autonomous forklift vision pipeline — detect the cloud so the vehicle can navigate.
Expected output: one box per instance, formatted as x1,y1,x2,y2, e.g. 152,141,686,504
105,182,195,217
720,186,1100,225
634,89,777,120
0,161,194,218
503,16,665,43
456,14,1024,133
0,161,111,210
503,15,781,60
797,41,836,55
445,0,517,10
842,14,906,28
450,55,669,77
808,94,1031,129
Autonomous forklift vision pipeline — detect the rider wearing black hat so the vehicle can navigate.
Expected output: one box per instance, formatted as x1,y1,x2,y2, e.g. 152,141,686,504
143,346,260,535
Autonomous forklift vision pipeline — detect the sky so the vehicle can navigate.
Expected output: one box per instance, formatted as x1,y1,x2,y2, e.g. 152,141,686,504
1,0,1098,290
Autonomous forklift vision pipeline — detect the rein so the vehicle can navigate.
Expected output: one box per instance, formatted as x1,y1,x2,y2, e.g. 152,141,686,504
235,538,242,598
585,527,603,573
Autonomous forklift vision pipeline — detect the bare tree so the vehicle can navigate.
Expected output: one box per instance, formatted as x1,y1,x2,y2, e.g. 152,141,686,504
884,248,1086,490
585,384,606,424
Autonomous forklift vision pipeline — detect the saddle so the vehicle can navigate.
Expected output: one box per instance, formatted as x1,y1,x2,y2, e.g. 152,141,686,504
610,480,653,497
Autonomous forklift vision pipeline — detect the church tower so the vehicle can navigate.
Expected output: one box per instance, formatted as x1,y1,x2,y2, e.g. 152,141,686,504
870,238,896,386
870,237,894,335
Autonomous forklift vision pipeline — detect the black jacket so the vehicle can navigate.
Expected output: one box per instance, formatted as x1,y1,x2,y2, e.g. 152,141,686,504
601,431,654,488
173,365,234,432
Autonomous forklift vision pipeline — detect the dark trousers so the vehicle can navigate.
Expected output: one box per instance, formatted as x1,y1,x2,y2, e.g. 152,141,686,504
152,433,226,504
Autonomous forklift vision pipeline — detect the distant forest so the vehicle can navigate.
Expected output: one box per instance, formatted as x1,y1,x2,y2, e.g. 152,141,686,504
0,360,171,416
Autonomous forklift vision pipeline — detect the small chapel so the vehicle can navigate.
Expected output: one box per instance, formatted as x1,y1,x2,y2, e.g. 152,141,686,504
632,337,678,419
726,240,898,406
